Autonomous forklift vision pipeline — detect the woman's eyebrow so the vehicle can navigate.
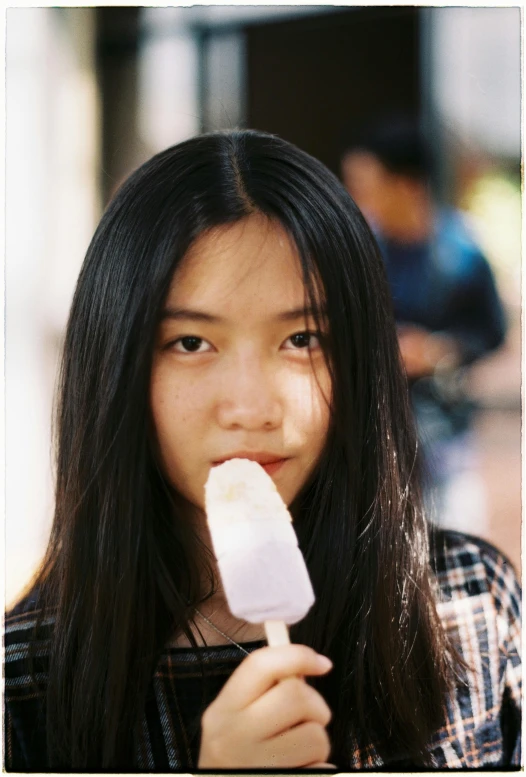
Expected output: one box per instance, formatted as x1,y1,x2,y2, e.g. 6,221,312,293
275,306,322,322
161,307,224,323
160,305,324,323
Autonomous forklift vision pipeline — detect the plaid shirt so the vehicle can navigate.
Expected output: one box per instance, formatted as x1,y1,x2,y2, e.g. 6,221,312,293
4,530,521,770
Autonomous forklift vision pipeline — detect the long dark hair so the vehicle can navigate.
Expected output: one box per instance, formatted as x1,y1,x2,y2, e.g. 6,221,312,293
28,130,454,768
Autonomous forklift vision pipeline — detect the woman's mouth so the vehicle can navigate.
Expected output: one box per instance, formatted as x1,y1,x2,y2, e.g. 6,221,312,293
213,454,289,476
260,459,287,476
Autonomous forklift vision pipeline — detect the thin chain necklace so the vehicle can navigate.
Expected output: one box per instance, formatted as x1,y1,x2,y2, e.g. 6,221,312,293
194,607,251,656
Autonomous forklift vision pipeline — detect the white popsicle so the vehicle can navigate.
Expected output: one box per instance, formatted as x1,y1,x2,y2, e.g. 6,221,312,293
204,458,315,645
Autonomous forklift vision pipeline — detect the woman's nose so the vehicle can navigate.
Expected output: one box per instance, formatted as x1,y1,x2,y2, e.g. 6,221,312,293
216,355,283,431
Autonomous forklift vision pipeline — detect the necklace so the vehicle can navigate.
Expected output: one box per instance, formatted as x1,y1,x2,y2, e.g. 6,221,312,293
194,607,251,657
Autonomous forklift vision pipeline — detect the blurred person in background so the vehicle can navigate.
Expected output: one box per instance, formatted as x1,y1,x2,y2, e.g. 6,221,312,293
340,117,506,527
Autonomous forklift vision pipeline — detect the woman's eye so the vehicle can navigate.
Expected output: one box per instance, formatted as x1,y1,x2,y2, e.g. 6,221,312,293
284,331,321,350
172,336,212,353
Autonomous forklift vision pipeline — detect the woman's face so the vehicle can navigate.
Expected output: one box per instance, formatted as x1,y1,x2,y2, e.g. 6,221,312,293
150,213,332,513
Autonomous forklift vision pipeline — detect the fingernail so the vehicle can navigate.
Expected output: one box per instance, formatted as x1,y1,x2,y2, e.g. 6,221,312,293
317,655,333,670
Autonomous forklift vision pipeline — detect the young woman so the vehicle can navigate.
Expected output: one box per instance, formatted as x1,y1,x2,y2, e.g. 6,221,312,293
5,130,521,771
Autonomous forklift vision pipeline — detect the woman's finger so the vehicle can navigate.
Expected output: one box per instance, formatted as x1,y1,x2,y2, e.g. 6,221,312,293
218,644,332,710
261,721,331,768
246,676,332,739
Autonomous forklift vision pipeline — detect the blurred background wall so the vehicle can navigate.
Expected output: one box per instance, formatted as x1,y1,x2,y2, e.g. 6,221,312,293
5,5,521,605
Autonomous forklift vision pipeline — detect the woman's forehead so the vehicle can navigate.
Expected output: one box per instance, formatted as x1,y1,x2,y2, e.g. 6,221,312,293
166,215,310,309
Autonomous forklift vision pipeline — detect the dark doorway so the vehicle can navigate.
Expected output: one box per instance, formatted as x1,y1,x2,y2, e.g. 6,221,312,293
246,7,420,176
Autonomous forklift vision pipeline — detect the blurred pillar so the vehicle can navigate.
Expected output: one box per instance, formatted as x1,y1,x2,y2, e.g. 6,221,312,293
6,8,100,604
201,29,246,133
419,7,450,203
138,9,200,151
96,7,146,203
6,9,53,605
45,9,101,334
426,7,521,201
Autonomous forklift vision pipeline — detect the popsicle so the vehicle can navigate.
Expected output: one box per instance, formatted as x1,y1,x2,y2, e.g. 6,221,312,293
204,458,315,646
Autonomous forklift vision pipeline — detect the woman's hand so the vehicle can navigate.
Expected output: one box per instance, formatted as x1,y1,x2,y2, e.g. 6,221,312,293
198,644,334,768
397,324,460,378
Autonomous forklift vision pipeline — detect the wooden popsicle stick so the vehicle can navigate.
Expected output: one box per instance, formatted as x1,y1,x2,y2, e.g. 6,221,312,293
264,621,307,687
264,619,290,646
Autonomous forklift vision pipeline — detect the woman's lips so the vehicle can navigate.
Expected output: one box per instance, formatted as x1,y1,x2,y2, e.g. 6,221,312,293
212,455,289,476
260,459,287,476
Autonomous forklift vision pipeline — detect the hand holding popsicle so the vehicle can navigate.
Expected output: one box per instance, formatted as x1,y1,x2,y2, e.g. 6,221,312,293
198,644,333,768
199,459,333,768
